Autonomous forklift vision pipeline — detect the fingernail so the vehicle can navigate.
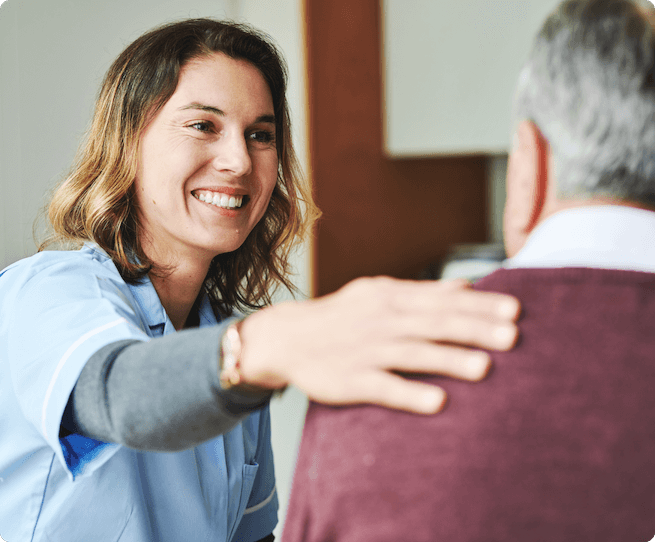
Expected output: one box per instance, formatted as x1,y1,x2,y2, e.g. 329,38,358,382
497,299,519,319
495,325,517,348
421,388,446,413
467,352,491,380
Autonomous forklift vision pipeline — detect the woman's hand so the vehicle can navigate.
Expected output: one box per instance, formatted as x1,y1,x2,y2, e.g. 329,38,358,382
237,276,520,414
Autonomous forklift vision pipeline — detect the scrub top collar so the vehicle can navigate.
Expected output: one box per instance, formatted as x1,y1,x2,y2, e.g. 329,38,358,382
83,243,221,335
128,275,170,333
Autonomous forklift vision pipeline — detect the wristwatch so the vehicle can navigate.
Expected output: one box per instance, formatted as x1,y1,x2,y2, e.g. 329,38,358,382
219,318,287,396
219,320,244,390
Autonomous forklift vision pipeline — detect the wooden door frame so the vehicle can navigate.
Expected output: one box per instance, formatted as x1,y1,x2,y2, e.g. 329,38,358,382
305,0,488,296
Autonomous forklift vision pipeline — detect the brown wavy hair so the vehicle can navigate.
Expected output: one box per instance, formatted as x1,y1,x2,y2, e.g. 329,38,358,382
41,19,320,315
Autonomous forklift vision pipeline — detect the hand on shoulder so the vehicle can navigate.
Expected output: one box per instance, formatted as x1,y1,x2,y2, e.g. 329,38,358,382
237,276,520,414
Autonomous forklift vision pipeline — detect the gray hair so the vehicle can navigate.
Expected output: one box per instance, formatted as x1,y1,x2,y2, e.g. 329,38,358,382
514,0,655,205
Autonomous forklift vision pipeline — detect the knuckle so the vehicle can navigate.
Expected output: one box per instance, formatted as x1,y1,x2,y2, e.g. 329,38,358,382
439,277,470,291
335,367,366,396
348,276,404,314
340,276,383,299
387,341,426,364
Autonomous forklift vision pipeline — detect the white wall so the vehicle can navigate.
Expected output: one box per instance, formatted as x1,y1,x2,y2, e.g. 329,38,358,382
0,0,234,266
0,0,308,536
382,0,560,156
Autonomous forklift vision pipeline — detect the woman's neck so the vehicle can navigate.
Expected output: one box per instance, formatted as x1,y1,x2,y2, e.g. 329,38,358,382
148,258,211,331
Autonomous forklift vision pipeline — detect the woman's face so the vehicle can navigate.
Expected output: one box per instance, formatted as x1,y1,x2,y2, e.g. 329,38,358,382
134,52,279,265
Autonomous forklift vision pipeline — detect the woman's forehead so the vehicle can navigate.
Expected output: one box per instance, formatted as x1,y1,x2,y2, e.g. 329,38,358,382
171,53,273,111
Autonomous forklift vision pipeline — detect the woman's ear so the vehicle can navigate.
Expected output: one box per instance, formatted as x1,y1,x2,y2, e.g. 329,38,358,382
503,120,549,257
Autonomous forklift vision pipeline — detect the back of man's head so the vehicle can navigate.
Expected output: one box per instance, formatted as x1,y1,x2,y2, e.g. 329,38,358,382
514,0,655,206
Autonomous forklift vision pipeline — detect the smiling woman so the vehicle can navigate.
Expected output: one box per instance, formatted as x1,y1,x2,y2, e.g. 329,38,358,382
44,20,309,318
136,54,278,253
0,18,520,542
134,53,281,328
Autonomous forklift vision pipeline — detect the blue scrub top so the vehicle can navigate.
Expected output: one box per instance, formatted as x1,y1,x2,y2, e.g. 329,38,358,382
0,245,278,542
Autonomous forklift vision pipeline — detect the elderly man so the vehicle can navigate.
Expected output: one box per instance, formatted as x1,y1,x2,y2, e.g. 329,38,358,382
282,0,655,540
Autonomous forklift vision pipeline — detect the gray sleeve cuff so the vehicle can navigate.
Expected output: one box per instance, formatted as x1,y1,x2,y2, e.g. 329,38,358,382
63,325,272,451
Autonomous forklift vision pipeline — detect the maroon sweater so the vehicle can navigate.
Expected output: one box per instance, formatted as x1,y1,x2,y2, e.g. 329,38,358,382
283,268,655,542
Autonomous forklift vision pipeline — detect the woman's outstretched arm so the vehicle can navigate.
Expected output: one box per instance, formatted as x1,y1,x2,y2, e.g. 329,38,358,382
61,324,271,451
62,277,520,450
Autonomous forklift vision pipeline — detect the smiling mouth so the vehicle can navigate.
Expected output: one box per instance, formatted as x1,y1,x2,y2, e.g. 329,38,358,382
193,190,247,210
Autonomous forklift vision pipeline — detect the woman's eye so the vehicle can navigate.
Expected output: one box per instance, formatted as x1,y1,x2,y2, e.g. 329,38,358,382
189,121,213,133
248,130,276,145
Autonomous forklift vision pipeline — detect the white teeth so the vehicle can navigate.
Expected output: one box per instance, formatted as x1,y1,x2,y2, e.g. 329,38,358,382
194,191,244,209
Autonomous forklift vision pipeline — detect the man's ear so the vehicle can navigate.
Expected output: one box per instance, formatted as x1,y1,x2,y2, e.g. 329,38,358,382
503,120,549,256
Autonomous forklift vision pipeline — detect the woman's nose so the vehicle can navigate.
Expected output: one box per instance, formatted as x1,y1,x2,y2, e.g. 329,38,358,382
212,133,253,177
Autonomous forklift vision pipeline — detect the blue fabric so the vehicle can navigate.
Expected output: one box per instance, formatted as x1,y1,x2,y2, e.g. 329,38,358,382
60,434,107,476
0,244,277,541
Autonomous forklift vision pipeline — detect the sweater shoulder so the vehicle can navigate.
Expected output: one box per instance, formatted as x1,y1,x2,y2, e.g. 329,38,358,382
474,266,655,295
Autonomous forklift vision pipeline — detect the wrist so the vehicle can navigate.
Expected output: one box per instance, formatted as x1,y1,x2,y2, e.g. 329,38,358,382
219,320,244,389
219,316,288,393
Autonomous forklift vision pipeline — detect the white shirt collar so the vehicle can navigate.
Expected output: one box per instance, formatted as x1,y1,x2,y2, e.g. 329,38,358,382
505,205,655,273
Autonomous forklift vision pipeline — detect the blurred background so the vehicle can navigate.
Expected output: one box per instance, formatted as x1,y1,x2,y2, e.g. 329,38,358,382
0,0,559,535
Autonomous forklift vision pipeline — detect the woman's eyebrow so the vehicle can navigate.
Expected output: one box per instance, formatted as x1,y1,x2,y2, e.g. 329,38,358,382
180,102,225,115
179,103,275,124
256,114,276,125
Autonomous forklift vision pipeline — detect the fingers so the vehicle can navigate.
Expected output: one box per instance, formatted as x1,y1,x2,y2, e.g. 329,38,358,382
439,286,521,321
339,275,520,331
335,371,447,414
344,277,520,351
401,312,519,351
375,342,492,381
297,343,491,414
394,278,521,321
